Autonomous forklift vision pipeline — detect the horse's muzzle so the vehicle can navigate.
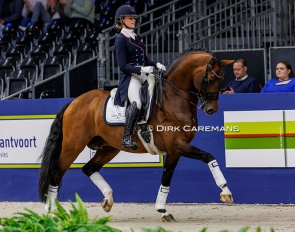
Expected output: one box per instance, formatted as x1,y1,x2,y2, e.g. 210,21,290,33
201,101,218,115
205,108,217,115
201,92,219,115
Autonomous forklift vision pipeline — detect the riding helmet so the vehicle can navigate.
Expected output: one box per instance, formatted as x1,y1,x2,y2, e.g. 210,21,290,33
115,5,138,20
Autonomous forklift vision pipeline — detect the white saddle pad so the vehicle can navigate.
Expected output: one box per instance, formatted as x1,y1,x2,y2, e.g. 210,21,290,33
104,92,127,125
104,74,155,126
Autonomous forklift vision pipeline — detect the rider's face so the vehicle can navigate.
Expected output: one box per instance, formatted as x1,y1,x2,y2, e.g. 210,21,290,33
122,17,136,29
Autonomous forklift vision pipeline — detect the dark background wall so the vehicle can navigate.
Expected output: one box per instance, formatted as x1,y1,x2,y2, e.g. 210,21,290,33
213,50,266,88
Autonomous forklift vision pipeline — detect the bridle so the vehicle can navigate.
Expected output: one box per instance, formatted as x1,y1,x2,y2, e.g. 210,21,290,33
201,56,224,103
155,56,224,110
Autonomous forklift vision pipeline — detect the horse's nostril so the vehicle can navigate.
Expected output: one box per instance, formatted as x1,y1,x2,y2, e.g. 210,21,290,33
206,109,215,115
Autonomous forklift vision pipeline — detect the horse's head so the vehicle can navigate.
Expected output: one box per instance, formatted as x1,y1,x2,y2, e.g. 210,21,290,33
193,55,233,115
163,50,233,115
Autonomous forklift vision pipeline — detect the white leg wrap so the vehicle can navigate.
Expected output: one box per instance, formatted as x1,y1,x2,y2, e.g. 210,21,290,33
90,172,112,197
155,185,170,210
208,160,227,189
221,185,231,194
45,185,58,212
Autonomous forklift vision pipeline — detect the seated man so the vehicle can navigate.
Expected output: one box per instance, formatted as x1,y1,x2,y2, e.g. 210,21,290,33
221,58,261,94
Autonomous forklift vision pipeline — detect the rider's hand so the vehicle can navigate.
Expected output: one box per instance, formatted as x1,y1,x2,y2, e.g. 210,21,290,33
141,66,154,74
156,62,166,71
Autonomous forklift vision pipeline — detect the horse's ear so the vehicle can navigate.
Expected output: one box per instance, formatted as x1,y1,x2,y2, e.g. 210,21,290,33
221,60,235,66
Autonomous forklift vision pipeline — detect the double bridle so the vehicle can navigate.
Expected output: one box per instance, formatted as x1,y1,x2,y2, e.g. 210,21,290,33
155,56,224,110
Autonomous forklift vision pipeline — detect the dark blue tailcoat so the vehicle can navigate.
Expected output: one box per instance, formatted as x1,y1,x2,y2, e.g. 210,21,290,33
114,30,156,106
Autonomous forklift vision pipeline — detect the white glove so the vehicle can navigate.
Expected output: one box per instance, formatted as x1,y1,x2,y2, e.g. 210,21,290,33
141,66,154,74
156,62,166,71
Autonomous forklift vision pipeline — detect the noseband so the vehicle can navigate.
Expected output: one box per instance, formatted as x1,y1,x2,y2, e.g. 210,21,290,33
155,56,224,109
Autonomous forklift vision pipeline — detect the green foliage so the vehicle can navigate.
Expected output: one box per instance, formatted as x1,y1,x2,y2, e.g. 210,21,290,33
0,193,119,232
0,196,279,232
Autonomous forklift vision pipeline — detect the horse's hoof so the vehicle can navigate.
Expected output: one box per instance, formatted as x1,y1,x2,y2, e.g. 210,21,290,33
101,192,114,213
45,204,56,213
220,193,234,204
101,199,112,212
101,194,114,213
162,214,176,222
49,209,58,216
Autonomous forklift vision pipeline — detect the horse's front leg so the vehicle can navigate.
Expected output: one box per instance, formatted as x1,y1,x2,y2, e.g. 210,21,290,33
208,160,233,203
179,143,233,204
155,154,179,222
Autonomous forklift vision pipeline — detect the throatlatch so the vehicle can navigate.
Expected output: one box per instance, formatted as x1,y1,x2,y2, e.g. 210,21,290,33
122,101,140,150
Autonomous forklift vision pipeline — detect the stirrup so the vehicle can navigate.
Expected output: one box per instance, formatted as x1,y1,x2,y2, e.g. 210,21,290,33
122,136,138,150
122,142,138,150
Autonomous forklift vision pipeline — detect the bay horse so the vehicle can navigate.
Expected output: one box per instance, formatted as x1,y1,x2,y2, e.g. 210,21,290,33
38,50,234,222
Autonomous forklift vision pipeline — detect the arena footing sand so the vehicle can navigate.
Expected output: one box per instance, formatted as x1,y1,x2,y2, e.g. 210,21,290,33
0,202,294,232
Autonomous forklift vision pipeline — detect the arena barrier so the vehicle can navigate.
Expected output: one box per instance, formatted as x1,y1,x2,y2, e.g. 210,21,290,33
0,93,295,204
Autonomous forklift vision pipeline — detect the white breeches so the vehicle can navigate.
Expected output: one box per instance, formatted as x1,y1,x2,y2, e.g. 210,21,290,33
128,74,147,110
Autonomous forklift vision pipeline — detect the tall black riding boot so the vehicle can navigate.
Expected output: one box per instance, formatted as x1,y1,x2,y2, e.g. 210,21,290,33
122,101,140,150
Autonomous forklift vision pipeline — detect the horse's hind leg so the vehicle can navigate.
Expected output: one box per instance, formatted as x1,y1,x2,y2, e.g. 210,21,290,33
82,146,119,213
38,102,89,212
44,143,87,212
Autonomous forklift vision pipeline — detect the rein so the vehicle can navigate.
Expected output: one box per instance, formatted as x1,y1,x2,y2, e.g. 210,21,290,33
155,56,224,113
156,74,202,109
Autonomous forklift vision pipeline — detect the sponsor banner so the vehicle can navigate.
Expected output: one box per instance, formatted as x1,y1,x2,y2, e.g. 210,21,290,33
284,110,295,167
0,116,163,168
224,110,286,168
225,149,286,168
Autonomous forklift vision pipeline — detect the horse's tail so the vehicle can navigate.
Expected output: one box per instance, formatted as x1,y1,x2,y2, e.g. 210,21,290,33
38,102,71,202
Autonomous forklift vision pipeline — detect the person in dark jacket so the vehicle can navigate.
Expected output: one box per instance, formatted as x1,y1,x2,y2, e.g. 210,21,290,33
0,0,23,29
114,5,166,150
221,58,261,94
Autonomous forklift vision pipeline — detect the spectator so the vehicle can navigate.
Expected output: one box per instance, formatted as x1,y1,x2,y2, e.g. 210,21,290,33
59,0,95,27
261,60,295,93
0,0,23,35
19,0,62,31
20,0,47,27
221,58,261,94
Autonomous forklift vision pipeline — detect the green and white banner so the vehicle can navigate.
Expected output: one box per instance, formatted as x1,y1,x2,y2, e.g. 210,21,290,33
224,110,295,168
284,110,295,167
0,116,163,168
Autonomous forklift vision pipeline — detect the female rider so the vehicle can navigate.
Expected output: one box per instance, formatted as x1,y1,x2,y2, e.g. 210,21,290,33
114,5,166,150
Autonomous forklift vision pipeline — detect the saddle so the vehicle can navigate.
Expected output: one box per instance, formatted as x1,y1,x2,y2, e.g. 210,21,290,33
103,74,156,126
103,72,166,155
